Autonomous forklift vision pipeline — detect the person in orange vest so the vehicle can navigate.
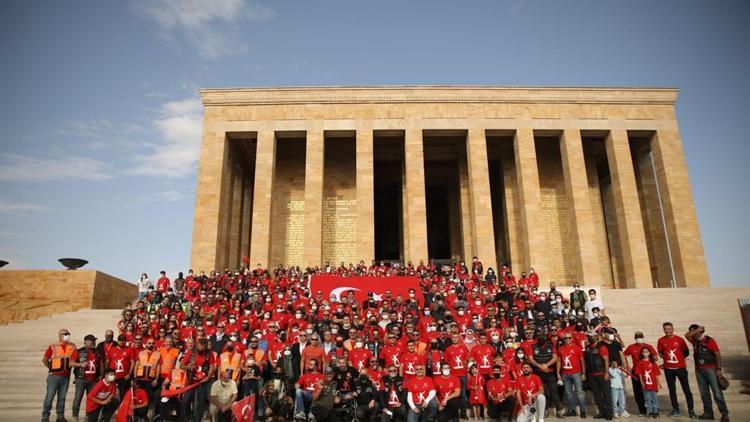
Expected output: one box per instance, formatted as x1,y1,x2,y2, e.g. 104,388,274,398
160,367,188,421
218,340,243,383
42,328,86,422
133,337,161,418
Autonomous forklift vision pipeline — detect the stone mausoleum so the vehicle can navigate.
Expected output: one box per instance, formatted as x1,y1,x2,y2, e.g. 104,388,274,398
190,86,709,289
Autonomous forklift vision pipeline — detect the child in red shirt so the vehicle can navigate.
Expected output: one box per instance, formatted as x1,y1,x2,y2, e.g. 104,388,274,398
635,347,662,417
467,365,487,418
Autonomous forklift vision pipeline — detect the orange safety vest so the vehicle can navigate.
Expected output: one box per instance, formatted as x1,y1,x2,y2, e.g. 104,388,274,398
220,352,242,381
245,348,266,364
135,350,160,380
159,347,179,378
169,368,187,390
49,343,74,372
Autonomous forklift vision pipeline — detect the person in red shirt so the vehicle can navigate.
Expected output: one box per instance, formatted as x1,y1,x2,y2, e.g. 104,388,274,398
348,337,374,372
179,339,217,422
467,364,487,418
382,334,403,370
470,333,496,377
42,328,84,422
404,364,438,421
634,347,661,417
105,334,134,401
122,382,150,420
685,324,729,421
294,359,323,418
586,335,613,419
486,364,516,421
515,362,545,421
432,363,461,421
657,322,696,418
444,333,470,418
72,334,103,421
557,331,587,418
156,271,170,294
400,340,427,382
86,369,118,422
624,331,658,416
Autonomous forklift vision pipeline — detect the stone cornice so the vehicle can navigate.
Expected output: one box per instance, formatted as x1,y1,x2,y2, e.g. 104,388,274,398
200,85,678,106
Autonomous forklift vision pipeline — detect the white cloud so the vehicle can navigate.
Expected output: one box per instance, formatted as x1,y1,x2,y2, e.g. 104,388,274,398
129,97,203,178
0,199,45,213
136,0,274,58
0,154,111,182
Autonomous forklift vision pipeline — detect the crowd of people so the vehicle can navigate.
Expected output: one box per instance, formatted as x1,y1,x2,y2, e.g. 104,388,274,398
42,258,731,422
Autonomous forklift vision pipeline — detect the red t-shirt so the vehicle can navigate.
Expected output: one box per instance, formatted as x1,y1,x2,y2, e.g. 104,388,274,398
106,346,134,379
444,344,470,376
44,342,79,377
657,336,689,369
432,375,460,403
86,379,116,412
81,348,101,381
180,349,216,380
557,344,583,375
486,377,515,402
400,351,427,380
695,337,720,369
624,342,658,368
298,372,323,391
405,376,435,405
635,360,661,391
470,344,496,375
515,373,543,405
156,276,170,293
349,348,373,371
382,345,403,368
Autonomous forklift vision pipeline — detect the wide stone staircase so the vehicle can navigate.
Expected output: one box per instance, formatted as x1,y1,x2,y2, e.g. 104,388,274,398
0,309,121,421
603,287,750,420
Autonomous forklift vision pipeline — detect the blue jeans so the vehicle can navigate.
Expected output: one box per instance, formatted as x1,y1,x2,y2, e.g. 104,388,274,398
407,398,438,422
42,374,70,420
458,375,467,408
562,373,586,413
295,389,313,413
644,390,659,414
72,378,96,417
611,387,625,415
696,368,728,416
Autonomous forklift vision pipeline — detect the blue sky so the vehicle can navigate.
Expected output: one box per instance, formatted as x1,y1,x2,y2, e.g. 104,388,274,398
0,1,748,286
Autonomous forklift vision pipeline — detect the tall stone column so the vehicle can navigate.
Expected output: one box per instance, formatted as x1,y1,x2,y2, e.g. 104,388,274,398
560,129,600,285
303,129,325,268
501,153,523,272
249,130,276,269
466,128,497,270
605,129,653,288
458,151,474,261
356,128,375,264
513,128,546,275
403,128,428,264
227,164,244,269
190,130,229,273
650,128,710,287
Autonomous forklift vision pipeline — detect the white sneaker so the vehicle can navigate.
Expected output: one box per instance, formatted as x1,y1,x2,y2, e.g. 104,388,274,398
294,411,307,420
621,410,631,418
613,415,621,419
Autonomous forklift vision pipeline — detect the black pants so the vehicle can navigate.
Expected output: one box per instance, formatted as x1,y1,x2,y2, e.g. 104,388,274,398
182,382,209,422
537,371,562,411
665,367,695,412
115,377,131,401
487,397,515,421
380,405,407,422
631,376,647,414
438,397,462,422
87,399,118,422
588,374,613,418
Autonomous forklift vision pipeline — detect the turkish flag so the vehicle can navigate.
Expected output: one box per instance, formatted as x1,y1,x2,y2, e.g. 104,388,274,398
310,275,422,306
231,394,256,422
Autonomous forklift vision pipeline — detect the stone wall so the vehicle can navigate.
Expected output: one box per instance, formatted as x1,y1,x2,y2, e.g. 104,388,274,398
322,138,358,264
0,270,136,325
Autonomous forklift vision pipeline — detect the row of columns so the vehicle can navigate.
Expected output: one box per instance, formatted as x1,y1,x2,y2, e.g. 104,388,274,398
194,125,707,287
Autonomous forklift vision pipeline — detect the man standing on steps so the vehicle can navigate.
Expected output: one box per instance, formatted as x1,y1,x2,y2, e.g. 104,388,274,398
72,334,104,422
42,328,86,422
658,322,697,418
685,324,730,422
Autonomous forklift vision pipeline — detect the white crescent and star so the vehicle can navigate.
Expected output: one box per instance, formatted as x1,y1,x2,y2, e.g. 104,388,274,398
329,287,383,301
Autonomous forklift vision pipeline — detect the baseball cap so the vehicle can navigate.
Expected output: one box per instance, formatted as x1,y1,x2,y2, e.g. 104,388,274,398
84,334,97,341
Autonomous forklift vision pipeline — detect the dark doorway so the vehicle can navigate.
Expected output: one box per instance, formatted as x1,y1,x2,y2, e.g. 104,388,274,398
426,185,451,259
374,136,405,262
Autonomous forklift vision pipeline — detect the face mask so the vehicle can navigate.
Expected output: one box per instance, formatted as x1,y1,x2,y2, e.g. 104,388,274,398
355,341,364,348
331,329,338,334
517,353,525,359
247,359,255,366
458,310,465,316
206,321,213,326
424,310,430,316
608,334,615,341
229,318,236,324
505,341,513,348
230,336,237,342
106,374,116,382
492,335,500,341
510,332,517,338
635,338,644,344
296,314,303,319
574,287,579,291
441,369,450,376
475,301,481,306
306,329,313,334
62,334,70,342
283,350,291,356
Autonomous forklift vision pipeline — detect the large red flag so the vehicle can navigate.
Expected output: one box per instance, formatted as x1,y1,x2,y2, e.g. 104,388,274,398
310,275,422,306
231,394,256,422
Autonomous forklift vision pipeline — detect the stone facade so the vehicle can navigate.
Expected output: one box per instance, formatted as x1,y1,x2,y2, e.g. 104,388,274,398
0,270,136,325
190,86,710,287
